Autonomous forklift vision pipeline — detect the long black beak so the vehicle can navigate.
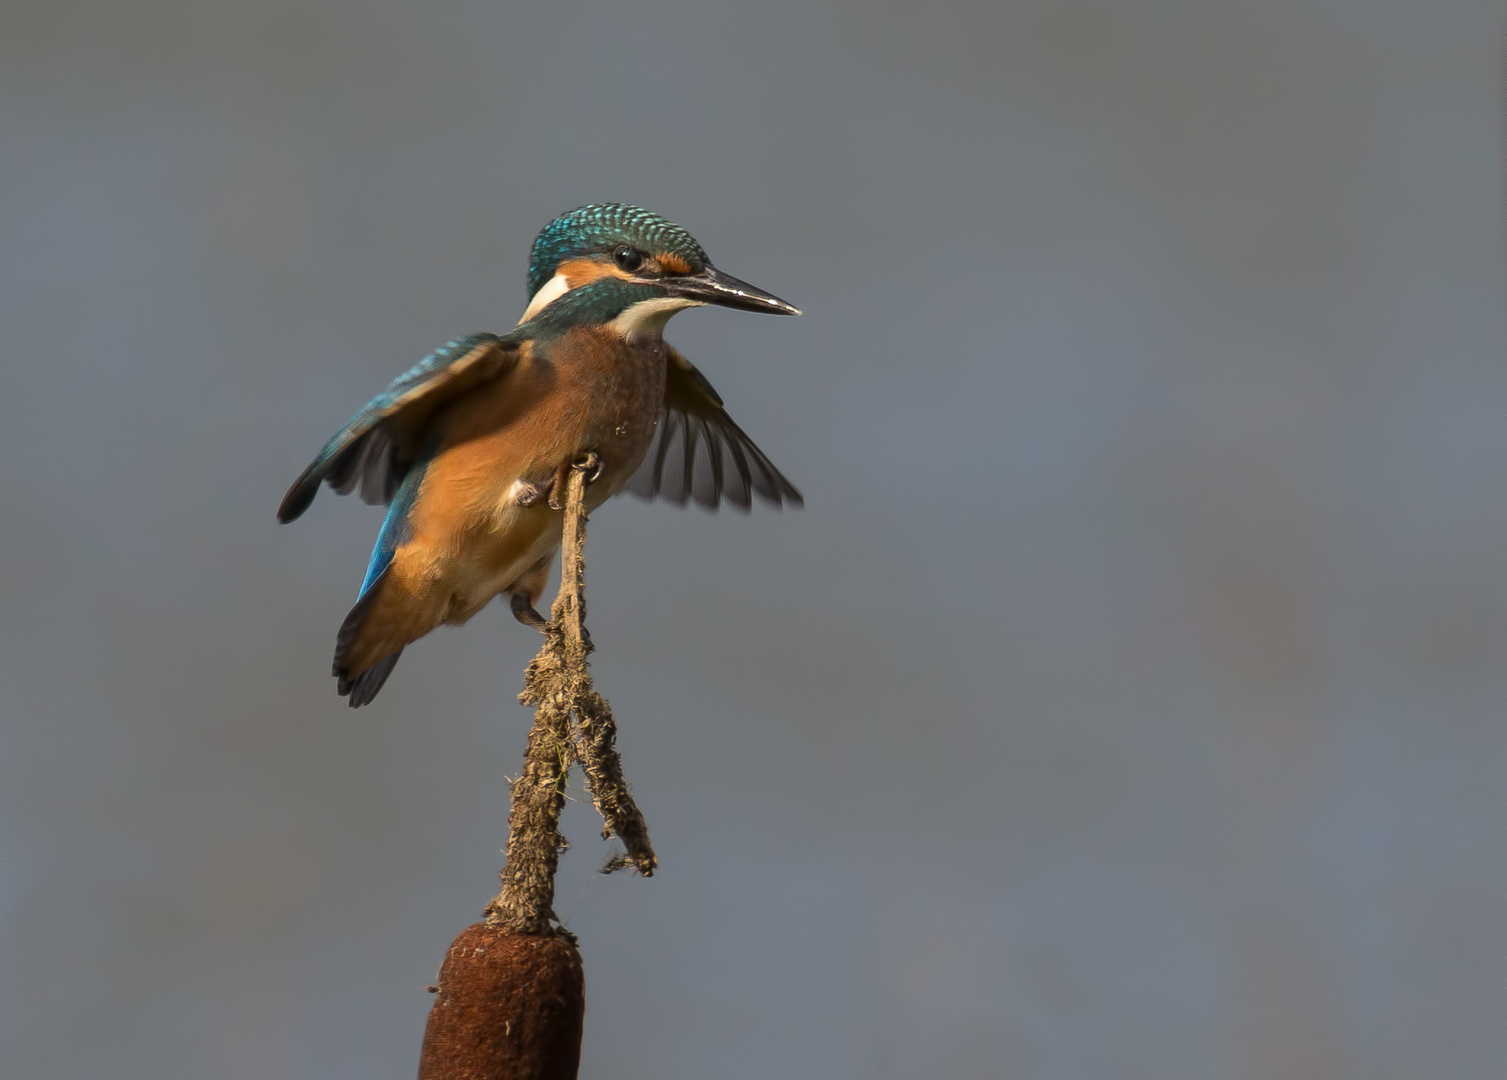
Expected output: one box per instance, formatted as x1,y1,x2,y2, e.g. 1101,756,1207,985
663,264,802,316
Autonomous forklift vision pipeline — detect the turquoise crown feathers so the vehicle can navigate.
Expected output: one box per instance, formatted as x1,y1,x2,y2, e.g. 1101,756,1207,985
526,204,708,298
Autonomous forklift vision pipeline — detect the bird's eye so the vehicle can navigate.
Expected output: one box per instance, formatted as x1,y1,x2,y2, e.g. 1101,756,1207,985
613,245,644,272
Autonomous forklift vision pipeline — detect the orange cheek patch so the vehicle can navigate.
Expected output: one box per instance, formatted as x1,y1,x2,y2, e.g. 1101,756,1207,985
556,257,628,288
657,252,692,275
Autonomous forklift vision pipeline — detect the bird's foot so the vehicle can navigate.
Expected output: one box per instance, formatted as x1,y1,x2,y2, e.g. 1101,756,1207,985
547,452,604,510
572,451,604,483
514,480,547,507
509,592,548,631
547,459,571,510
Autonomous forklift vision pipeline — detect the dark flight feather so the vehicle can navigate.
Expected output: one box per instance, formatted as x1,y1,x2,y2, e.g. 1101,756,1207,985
624,346,802,512
278,333,519,523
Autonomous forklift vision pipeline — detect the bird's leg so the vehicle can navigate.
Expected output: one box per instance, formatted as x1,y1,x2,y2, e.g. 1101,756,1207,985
509,592,549,631
547,459,573,511
508,555,554,631
514,480,547,507
546,452,604,510
572,451,604,484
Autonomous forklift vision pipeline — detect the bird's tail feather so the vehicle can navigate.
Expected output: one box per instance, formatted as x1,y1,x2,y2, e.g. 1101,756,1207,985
333,570,423,707
339,650,403,708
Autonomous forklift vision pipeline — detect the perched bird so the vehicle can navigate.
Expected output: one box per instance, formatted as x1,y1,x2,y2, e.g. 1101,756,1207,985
278,203,802,706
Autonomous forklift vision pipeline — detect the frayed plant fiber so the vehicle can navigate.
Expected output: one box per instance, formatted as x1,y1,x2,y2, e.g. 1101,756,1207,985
485,466,656,937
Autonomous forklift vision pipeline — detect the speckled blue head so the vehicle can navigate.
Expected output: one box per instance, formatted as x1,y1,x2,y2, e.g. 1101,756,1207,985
527,204,707,298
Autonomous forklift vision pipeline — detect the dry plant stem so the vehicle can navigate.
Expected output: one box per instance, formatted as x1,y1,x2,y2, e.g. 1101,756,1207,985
553,475,656,876
571,686,654,873
486,468,656,935
487,655,573,934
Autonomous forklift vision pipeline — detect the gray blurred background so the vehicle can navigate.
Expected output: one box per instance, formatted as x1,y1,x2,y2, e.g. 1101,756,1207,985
3,1,1505,1077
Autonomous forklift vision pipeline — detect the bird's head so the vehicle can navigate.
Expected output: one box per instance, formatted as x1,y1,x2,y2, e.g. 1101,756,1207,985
519,203,800,338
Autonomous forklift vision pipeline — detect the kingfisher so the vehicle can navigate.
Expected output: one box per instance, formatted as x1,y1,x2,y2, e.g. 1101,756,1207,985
278,203,802,706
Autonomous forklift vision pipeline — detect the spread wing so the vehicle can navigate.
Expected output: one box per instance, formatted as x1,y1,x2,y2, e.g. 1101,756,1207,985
624,346,802,512
277,333,519,523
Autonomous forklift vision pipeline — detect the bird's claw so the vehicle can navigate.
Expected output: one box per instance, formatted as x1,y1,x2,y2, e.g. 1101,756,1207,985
547,453,604,509
514,480,546,508
572,451,604,484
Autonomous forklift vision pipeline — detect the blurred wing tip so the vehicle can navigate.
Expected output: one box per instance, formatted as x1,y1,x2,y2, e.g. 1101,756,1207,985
277,481,315,523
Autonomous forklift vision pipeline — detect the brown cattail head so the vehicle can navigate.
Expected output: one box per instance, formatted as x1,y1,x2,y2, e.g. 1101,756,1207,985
418,923,584,1080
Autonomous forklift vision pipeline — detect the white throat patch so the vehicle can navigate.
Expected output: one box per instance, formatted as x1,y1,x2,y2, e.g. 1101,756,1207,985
608,296,704,341
516,272,572,325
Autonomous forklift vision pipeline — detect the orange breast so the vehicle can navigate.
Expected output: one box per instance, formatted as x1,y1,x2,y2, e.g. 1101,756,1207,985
394,327,666,598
